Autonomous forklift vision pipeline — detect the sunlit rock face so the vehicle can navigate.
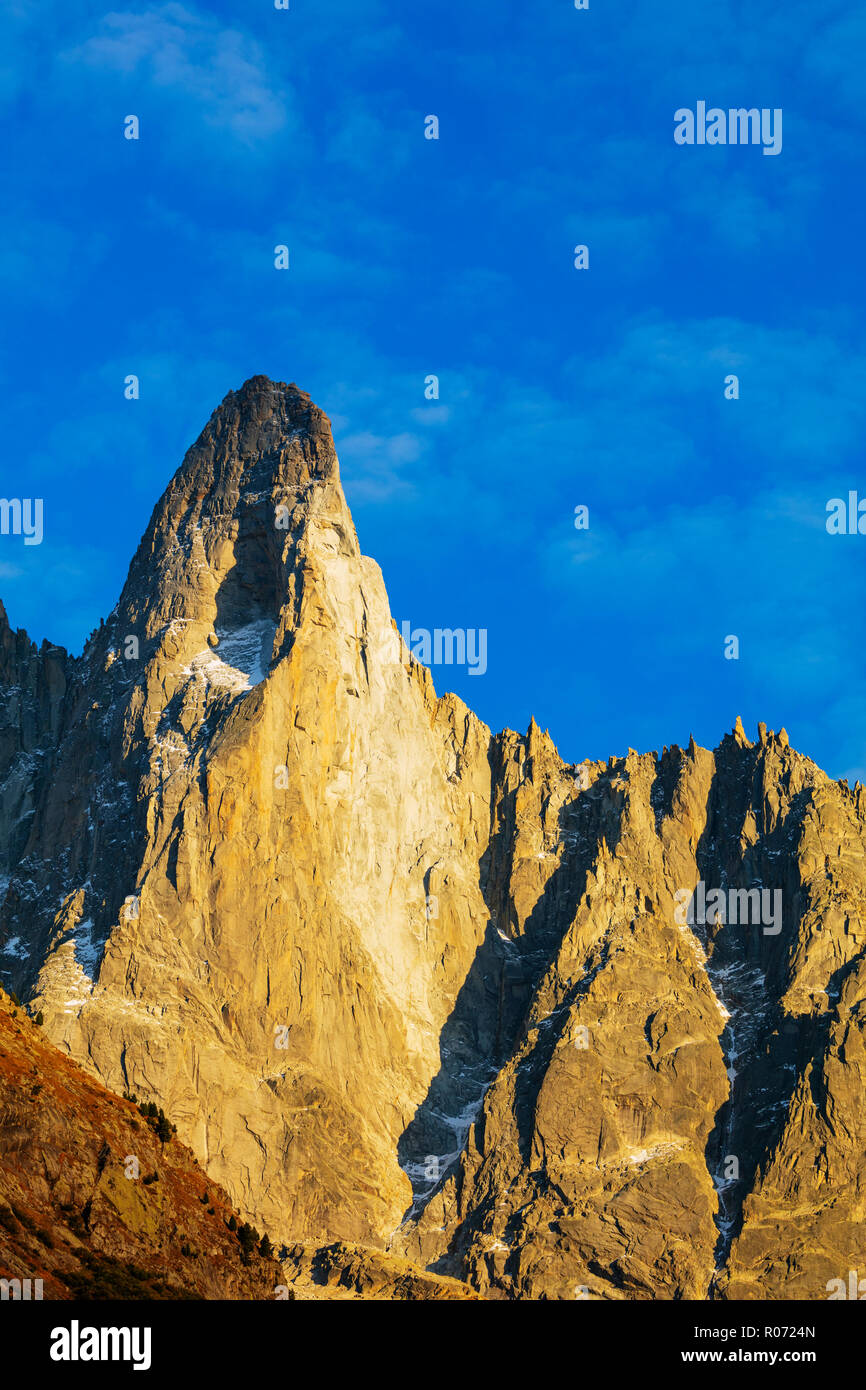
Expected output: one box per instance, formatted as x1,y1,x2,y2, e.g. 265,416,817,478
2,378,865,1300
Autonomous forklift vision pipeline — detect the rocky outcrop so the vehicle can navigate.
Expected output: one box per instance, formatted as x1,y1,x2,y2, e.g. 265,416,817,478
280,1241,478,1300
396,728,866,1299
0,601,67,908
1,377,864,1300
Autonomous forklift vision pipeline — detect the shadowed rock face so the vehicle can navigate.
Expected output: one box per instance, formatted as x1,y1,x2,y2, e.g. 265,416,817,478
1,377,864,1301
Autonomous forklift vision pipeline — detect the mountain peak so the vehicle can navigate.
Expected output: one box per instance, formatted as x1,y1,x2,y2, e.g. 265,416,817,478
179,375,337,494
114,377,346,640
219,374,329,434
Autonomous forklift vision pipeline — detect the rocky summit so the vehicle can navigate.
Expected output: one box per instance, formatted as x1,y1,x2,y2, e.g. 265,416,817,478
1,376,864,1301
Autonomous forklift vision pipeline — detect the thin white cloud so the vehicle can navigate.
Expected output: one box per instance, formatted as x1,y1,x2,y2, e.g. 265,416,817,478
64,3,290,143
338,429,423,503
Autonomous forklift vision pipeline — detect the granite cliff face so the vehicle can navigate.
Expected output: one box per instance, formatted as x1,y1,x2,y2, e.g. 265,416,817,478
396,724,866,1300
1,377,864,1300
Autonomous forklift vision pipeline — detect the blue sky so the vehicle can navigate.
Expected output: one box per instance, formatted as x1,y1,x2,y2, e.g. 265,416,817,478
1,0,865,777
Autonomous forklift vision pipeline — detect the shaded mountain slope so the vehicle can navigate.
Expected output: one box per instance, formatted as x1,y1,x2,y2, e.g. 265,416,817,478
0,986,278,1298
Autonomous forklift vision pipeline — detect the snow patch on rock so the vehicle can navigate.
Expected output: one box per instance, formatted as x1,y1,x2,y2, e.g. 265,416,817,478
187,617,277,692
